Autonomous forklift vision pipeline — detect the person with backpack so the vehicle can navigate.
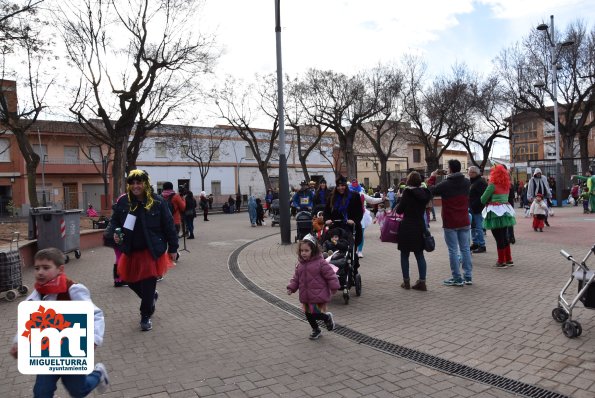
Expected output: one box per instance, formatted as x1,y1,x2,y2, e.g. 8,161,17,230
161,181,186,238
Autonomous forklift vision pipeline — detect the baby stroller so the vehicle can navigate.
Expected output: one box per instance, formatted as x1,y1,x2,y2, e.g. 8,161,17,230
0,232,29,301
552,244,595,338
321,222,362,304
294,210,313,241
270,199,280,226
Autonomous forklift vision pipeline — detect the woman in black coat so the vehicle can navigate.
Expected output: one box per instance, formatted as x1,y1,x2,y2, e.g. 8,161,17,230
324,175,364,271
396,171,431,291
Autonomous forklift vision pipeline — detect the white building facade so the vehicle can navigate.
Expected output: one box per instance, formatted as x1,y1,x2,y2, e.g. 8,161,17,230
135,125,337,201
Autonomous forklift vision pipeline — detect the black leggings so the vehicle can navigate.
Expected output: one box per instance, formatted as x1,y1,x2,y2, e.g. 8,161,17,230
127,277,157,317
491,227,509,249
305,312,330,331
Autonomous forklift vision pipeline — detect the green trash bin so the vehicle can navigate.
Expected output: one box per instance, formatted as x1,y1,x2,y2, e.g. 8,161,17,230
32,209,82,263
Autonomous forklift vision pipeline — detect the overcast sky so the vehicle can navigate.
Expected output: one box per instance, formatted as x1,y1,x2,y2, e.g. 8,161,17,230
198,0,594,158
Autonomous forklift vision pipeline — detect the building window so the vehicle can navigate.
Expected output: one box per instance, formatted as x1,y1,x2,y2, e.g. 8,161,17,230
245,145,254,159
0,138,10,162
211,181,221,196
155,142,167,158
89,146,102,162
64,146,79,164
413,149,421,163
210,146,220,160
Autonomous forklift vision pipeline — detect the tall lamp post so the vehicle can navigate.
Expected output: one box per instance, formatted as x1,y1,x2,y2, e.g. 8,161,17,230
274,0,291,244
534,15,574,207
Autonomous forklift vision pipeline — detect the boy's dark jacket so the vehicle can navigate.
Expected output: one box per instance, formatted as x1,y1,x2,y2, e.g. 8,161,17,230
469,175,488,214
111,193,179,259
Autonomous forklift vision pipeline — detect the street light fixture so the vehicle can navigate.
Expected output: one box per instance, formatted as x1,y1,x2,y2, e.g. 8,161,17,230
534,15,574,207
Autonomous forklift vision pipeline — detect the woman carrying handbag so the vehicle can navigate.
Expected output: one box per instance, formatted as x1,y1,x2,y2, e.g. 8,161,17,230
396,171,432,291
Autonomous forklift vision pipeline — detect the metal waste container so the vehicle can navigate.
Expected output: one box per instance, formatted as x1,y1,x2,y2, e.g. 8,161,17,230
30,208,82,263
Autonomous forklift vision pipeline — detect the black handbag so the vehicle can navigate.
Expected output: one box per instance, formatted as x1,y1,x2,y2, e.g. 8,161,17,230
422,218,435,252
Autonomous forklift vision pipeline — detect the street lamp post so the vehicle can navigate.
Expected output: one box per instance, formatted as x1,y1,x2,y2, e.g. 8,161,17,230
535,15,574,207
274,0,291,244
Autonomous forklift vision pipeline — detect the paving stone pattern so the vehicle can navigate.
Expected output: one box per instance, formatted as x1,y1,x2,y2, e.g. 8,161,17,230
0,207,593,397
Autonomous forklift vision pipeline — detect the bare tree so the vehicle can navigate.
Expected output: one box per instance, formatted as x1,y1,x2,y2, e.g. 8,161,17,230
452,75,510,172
212,75,279,191
0,0,50,207
403,58,476,171
497,19,595,178
169,125,230,191
356,64,408,190
285,75,327,182
299,68,381,179
59,0,216,200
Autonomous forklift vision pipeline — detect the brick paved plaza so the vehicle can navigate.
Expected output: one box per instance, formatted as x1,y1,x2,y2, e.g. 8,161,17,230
1,206,594,397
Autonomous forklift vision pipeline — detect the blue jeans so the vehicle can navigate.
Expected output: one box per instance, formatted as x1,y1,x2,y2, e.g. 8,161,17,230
34,371,101,398
443,227,473,280
470,213,485,247
400,250,427,280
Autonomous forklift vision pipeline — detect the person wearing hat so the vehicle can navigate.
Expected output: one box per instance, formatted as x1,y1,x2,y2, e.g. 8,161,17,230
292,180,314,212
526,168,552,226
111,169,178,331
529,193,548,231
324,175,364,271
313,178,330,214
387,187,396,209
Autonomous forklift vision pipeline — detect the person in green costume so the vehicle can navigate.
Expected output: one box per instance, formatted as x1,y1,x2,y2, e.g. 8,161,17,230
481,164,517,268
573,170,595,213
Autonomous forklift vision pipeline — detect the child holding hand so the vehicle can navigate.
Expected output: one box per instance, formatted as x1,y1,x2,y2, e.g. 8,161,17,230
287,234,340,340
529,193,548,232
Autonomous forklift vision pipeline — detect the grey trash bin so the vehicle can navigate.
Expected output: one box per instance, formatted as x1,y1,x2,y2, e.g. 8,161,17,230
31,209,82,263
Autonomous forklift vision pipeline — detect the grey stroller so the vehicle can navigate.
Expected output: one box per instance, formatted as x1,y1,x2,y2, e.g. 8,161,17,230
269,199,280,226
552,244,595,338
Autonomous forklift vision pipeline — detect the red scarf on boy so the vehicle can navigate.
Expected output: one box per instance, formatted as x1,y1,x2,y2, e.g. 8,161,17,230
35,274,68,295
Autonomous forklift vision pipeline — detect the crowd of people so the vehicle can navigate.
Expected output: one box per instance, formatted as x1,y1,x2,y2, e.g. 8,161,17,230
10,164,595,394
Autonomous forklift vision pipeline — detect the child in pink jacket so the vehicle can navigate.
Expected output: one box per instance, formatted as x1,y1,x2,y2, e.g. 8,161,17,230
287,234,340,340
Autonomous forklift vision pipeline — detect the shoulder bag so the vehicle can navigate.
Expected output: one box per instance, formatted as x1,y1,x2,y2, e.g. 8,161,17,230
422,216,435,252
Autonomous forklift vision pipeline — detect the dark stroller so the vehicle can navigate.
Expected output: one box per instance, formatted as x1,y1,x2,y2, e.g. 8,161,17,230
321,222,362,304
294,210,313,241
552,244,595,338
270,199,280,226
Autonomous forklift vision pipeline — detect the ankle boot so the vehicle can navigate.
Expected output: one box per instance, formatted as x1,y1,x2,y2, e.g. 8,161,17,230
401,278,410,290
411,280,427,291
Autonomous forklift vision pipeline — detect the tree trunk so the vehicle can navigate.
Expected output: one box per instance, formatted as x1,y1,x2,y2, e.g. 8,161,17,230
578,134,591,174
342,135,357,178
112,139,128,201
425,154,440,173
561,134,576,192
26,162,40,208
258,162,271,193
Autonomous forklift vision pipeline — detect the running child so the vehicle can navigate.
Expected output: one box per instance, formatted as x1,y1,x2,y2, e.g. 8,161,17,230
287,234,340,340
9,247,109,397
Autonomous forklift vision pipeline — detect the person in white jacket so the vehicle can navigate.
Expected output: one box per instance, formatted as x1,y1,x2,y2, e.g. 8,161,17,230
10,248,109,397
349,179,384,257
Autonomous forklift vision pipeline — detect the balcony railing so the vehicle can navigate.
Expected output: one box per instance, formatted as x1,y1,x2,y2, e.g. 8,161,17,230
42,158,100,165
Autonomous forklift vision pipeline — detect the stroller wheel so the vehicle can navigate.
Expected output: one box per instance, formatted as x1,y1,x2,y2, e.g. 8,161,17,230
5,290,17,301
562,321,579,338
355,273,362,297
570,321,582,337
551,307,568,323
18,285,29,295
343,292,349,305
